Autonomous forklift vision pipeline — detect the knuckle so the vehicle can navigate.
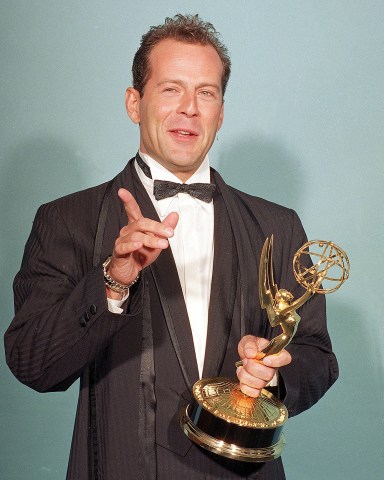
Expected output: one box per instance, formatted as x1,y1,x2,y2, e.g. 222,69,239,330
120,226,129,236
242,334,254,344
114,244,125,255
134,217,143,228
237,368,246,382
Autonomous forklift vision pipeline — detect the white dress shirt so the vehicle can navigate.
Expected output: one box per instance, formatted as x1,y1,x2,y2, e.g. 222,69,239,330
135,152,214,377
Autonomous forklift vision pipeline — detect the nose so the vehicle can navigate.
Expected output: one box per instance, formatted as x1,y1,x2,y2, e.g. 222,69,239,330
176,91,199,117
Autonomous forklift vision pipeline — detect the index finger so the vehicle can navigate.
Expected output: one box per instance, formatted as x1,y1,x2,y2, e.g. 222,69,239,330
118,188,143,223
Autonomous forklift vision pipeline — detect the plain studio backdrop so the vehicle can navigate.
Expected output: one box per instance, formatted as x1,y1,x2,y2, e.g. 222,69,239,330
1,1,383,479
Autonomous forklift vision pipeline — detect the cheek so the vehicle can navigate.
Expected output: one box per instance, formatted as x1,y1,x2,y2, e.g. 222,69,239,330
202,105,224,131
157,103,176,124
205,115,223,137
141,108,171,148
145,102,172,129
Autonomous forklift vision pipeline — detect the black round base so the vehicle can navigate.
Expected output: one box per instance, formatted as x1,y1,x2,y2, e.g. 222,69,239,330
180,404,286,463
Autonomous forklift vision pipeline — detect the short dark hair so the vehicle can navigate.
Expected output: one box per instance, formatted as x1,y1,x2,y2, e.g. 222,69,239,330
132,14,231,98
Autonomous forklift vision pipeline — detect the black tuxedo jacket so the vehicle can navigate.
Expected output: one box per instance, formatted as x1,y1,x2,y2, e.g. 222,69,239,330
5,158,338,479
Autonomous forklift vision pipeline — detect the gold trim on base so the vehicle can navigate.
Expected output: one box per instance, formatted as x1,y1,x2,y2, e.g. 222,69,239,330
193,378,288,428
180,406,286,463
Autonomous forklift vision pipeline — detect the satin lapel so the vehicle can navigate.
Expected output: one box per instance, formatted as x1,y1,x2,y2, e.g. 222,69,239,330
202,190,238,378
211,170,265,338
128,162,200,388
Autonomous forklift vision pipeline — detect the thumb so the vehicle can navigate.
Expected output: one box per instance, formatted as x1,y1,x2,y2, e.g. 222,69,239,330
162,211,179,230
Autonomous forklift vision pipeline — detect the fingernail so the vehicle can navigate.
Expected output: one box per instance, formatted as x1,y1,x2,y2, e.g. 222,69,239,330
164,227,173,236
263,357,272,366
158,239,168,248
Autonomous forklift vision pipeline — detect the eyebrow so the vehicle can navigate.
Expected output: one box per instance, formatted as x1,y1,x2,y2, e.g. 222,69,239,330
157,79,221,92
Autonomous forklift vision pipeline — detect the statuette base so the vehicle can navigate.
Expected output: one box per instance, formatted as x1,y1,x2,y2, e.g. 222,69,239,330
180,404,286,462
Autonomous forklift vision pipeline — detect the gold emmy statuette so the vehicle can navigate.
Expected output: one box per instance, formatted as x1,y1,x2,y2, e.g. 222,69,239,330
180,236,349,462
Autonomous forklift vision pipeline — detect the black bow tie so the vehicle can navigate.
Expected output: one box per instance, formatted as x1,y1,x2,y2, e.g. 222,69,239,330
135,153,216,203
153,180,216,203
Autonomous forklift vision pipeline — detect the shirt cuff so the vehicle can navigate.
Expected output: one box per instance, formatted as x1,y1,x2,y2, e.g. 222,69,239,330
266,371,278,387
107,293,129,314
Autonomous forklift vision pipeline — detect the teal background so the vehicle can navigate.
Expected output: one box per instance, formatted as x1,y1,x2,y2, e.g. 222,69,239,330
1,1,383,479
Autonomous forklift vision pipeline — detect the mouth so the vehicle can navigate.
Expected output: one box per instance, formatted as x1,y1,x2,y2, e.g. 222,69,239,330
169,129,198,138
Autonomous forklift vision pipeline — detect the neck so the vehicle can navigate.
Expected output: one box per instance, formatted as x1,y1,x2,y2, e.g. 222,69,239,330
138,151,211,183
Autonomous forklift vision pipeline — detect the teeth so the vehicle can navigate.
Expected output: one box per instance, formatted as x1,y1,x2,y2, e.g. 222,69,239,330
177,130,191,135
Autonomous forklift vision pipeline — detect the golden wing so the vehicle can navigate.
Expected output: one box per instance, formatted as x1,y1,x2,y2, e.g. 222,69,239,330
259,236,280,326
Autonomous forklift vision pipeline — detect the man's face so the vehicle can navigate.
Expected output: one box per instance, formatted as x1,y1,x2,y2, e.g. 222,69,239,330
126,39,225,181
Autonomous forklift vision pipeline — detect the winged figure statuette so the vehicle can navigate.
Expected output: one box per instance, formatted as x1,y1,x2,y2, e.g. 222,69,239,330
236,235,324,367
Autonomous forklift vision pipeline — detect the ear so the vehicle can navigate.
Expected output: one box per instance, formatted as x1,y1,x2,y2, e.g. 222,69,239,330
216,102,224,132
125,87,141,124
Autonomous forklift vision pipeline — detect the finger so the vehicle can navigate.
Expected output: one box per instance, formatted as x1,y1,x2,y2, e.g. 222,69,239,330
118,188,143,223
238,384,262,398
236,366,270,397
262,349,292,368
238,358,276,384
238,335,269,360
119,217,175,240
113,240,144,257
238,335,257,359
116,232,169,253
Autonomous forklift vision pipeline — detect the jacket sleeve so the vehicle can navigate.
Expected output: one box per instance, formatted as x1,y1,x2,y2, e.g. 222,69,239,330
277,211,339,417
4,201,143,393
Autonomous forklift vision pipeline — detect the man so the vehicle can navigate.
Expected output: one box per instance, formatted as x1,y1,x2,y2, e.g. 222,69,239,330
5,14,338,480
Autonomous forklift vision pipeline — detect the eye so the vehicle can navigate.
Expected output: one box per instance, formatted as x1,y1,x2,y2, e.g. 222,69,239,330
162,87,179,94
198,89,220,100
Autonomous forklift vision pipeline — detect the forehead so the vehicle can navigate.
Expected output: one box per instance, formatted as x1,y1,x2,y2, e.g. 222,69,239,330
147,39,223,85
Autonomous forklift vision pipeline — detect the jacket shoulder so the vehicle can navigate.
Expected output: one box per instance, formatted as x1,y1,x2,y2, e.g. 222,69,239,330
34,181,110,232
36,157,134,222
227,185,299,230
